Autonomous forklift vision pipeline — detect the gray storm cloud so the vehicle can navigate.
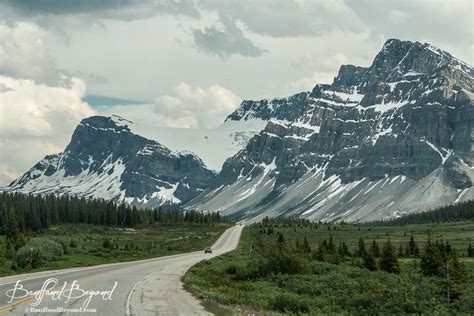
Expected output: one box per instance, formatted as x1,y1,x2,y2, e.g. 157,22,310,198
193,16,266,58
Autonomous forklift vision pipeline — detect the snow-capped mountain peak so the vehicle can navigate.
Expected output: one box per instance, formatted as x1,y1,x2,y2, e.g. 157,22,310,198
6,116,216,208
5,39,473,222
186,39,474,222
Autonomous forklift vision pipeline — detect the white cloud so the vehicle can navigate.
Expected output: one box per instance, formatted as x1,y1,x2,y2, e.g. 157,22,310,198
0,0,472,186
288,72,335,93
200,0,365,38
0,21,61,84
388,10,409,25
96,82,242,131
96,82,242,130
345,0,473,64
153,82,242,128
0,75,96,185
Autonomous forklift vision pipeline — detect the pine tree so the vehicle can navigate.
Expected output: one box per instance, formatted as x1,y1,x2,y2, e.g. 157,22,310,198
467,243,474,257
398,244,405,258
379,239,400,274
357,237,366,257
443,247,466,303
420,236,443,277
315,240,328,262
301,236,311,254
276,232,286,250
328,234,336,255
6,210,24,250
4,239,14,259
295,237,301,252
369,240,380,257
408,235,419,257
339,242,351,257
6,210,19,244
363,251,378,271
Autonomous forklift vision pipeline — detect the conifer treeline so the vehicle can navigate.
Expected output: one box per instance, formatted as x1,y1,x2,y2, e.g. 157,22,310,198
363,200,474,226
261,216,312,226
0,192,228,235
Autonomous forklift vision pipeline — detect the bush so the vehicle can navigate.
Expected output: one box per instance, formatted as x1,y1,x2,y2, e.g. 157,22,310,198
69,239,78,248
10,262,18,271
4,240,15,259
57,240,70,254
15,238,64,269
224,264,238,275
256,247,310,276
15,247,44,269
102,238,113,249
270,292,310,313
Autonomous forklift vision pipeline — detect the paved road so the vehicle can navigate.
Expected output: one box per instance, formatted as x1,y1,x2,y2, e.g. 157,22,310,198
0,225,243,315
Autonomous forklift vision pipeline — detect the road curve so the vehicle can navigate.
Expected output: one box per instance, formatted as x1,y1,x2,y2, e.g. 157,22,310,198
0,225,243,315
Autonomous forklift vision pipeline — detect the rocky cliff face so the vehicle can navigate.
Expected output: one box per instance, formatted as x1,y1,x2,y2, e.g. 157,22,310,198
6,115,216,208
5,39,473,222
187,39,474,222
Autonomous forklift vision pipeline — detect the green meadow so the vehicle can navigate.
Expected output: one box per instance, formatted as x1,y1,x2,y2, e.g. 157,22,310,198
185,221,474,315
0,223,230,277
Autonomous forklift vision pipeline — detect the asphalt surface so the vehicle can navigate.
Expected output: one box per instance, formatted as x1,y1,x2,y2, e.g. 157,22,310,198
0,225,243,315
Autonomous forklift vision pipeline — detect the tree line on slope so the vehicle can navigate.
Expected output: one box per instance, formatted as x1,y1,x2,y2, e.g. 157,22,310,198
0,192,227,239
362,200,474,226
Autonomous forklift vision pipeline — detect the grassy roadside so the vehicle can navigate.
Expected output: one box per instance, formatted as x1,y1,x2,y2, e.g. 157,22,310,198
184,222,474,315
0,223,231,277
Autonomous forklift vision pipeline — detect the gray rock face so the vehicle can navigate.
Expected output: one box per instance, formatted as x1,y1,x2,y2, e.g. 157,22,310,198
226,92,310,122
6,115,215,208
4,39,473,222
187,39,473,222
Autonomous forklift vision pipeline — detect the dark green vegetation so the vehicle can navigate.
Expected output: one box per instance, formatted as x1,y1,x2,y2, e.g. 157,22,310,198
0,223,230,277
0,192,227,234
363,200,474,226
185,220,474,315
0,192,230,276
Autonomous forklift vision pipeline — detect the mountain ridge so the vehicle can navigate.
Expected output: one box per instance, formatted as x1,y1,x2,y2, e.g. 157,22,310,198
187,39,473,222
4,39,473,222
6,115,216,208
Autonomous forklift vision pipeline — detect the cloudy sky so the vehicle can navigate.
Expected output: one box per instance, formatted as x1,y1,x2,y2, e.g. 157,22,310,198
0,0,473,185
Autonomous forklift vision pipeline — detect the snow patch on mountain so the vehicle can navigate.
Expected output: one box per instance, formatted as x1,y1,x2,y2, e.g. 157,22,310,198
8,153,126,201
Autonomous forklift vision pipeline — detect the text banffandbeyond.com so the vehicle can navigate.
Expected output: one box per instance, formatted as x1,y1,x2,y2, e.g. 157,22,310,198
26,307,97,313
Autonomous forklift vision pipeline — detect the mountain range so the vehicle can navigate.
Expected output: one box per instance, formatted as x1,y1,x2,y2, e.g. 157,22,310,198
4,39,473,222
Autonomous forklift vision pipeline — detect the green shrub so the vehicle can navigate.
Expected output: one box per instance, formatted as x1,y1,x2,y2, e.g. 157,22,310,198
15,247,44,268
69,239,78,248
225,264,238,275
4,240,15,259
102,238,113,249
256,247,310,276
10,262,18,271
26,238,64,260
15,238,64,269
271,292,310,313
57,240,70,254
